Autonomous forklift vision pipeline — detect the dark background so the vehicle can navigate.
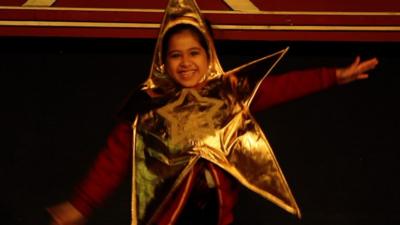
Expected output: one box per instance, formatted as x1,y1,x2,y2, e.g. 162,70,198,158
1,37,399,225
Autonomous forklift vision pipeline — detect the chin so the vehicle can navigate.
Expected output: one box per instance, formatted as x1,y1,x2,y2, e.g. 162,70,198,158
180,83,197,88
177,79,199,88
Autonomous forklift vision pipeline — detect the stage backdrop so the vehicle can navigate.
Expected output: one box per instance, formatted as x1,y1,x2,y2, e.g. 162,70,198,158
0,0,400,41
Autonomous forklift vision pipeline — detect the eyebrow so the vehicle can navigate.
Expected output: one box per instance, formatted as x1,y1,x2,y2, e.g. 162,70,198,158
167,47,202,54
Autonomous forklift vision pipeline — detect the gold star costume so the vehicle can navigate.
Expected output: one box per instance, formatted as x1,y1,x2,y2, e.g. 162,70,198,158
131,0,300,224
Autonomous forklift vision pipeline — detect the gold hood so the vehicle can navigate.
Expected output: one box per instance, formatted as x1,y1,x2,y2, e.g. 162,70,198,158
142,0,223,96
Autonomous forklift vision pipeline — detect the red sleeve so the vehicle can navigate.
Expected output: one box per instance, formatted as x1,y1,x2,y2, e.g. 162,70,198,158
69,122,133,217
250,67,337,112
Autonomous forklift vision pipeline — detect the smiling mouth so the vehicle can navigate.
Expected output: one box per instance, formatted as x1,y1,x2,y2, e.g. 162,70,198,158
179,70,196,79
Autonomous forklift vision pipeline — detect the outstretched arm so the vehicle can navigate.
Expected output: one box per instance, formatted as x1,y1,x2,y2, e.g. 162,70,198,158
251,57,379,113
250,67,337,112
47,122,133,225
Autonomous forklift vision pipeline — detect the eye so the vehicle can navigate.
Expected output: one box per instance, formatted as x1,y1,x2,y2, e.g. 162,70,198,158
168,51,181,59
190,50,200,56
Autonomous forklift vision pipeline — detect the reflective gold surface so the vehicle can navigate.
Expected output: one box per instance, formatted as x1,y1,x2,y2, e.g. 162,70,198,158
131,1,300,224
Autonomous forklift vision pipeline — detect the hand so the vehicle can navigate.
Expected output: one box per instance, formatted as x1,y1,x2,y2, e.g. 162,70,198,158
335,56,379,85
47,202,86,225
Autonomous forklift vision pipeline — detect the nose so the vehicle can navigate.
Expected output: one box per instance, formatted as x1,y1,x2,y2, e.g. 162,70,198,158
179,54,191,67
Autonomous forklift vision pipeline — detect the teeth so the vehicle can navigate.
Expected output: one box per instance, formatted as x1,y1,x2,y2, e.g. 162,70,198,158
180,71,194,79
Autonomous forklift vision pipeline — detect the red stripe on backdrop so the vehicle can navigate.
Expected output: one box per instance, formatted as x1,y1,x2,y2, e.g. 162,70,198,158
251,0,400,12
1,25,399,42
0,9,163,23
50,0,230,10
1,8,399,26
214,30,400,42
0,26,159,39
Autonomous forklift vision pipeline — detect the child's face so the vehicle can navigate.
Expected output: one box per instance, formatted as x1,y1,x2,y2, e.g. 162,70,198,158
165,30,209,88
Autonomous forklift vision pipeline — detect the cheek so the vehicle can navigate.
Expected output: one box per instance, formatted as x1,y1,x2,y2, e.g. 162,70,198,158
165,61,179,81
199,58,209,74
165,60,176,74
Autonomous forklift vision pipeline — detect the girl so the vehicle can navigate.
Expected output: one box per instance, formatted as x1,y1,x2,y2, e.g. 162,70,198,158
48,1,378,225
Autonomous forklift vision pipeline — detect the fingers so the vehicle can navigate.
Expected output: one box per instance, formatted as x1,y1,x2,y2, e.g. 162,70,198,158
349,57,378,78
355,57,379,72
357,73,369,80
336,56,378,85
352,56,361,67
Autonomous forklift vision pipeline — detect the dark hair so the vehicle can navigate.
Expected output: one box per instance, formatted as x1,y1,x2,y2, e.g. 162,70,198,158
161,24,209,63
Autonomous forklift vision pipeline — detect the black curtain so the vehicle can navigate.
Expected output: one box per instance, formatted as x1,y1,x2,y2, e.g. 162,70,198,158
1,37,399,225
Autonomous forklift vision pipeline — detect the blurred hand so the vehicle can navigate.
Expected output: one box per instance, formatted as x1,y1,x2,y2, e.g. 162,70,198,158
336,56,379,85
47,202,86,225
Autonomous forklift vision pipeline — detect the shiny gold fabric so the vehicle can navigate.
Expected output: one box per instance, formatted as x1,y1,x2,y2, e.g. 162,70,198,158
131,1,301,224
